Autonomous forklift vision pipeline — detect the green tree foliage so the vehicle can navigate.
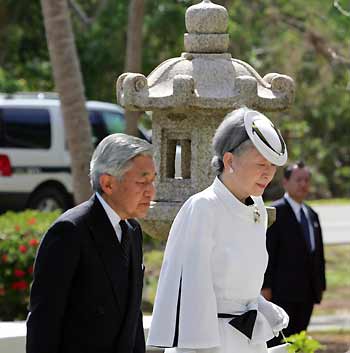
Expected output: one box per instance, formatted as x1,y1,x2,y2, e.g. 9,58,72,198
0,0,52,92
0,0,349,197
74,0,129,100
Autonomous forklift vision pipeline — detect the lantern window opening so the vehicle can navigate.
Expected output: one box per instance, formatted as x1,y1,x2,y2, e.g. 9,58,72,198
165,138,191,180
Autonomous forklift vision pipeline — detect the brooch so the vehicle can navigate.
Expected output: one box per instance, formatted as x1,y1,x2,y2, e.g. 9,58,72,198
253,206,261,223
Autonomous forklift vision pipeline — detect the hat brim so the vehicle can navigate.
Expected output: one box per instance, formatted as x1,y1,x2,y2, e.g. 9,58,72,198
244,110,288,166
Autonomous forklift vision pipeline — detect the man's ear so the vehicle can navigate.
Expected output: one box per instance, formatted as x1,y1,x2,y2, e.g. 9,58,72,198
99,174,115,195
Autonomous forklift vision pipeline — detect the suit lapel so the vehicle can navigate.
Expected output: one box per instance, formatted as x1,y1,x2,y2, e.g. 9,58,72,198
306,206,321,250
283,197,313,253
86,195,128,311
283,197,299,225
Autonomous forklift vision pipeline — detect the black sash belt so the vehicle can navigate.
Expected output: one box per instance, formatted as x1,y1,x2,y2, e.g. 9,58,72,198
218,310,257,339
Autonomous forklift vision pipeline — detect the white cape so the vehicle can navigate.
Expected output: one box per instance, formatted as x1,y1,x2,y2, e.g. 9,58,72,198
147,178,288,351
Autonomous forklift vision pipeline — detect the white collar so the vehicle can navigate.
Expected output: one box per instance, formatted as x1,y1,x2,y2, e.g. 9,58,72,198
96,192,121,230
212,177,261,222
284,193,308,221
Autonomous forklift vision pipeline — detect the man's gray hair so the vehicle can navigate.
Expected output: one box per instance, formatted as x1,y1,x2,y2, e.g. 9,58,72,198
90,133,153,193
211,107,254,175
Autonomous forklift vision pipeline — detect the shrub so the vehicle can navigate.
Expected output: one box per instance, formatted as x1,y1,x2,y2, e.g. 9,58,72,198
285,331,324,353
0,210,60,320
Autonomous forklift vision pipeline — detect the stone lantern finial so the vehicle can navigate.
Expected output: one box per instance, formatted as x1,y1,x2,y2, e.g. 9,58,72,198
185,0,229,53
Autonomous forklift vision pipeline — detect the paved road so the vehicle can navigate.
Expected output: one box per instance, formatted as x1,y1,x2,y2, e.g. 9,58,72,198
309,313,350,332
313,204,350,244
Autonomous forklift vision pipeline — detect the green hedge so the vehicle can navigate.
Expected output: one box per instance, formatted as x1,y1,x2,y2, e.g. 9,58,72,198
0,210,61,320
0,209,164,320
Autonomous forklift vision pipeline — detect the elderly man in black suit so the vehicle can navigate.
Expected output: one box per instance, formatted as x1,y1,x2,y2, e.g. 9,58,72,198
26,133,156,353
262,161,326,346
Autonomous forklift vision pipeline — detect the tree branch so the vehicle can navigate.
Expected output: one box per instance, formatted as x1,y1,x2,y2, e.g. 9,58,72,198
334,0,350,17
307,30,350,68
276,12,350,69
68,0,108,27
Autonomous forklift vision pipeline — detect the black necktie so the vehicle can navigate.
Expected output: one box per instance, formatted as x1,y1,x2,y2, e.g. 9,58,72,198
119,220,130,263
300,208,312,252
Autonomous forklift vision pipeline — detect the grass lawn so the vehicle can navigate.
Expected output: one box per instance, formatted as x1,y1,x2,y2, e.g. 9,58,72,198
309,199,350,206
266,199,350,206
314,244,350,316
142,244,350,353
143,244,350,317
312,331,350,353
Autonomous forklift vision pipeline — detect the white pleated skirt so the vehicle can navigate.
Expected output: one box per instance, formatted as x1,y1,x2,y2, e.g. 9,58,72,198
164,318,268,353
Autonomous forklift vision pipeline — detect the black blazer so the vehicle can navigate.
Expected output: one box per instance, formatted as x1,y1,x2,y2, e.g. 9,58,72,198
263,197,326,304
26,195,145,353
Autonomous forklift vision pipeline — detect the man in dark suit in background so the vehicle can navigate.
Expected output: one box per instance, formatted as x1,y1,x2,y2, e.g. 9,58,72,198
27,133,156,353
262,161,326,346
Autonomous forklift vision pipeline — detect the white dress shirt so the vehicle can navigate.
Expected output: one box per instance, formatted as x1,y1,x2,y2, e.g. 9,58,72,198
284,193,315,251
96,192,122,242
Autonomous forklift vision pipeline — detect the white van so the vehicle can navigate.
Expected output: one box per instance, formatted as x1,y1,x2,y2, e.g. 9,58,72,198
0,93,150,212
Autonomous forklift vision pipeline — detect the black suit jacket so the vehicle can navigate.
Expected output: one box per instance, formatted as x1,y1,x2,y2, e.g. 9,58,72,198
263,197,326,304
26,195,145,353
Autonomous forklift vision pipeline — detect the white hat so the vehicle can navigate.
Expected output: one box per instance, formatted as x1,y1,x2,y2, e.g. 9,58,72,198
244,110,287,166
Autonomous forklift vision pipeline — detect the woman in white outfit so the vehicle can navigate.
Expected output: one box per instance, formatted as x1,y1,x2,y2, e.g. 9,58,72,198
147,107,289,353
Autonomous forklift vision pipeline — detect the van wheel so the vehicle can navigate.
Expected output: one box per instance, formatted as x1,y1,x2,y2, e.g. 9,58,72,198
28,187,71,212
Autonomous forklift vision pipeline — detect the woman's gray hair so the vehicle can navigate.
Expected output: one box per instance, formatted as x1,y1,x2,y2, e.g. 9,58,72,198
211,107,254,175
90,133,153,193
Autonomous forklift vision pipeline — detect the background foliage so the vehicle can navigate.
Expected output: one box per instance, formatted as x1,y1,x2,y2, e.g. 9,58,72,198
0,209,163,319
0,210,60,320
0,0,349,197
0,210,348,320
285,331,324,353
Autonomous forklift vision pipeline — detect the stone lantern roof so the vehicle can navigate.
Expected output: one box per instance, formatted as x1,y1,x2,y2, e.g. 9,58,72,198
116,1,295,239
117,0,294,113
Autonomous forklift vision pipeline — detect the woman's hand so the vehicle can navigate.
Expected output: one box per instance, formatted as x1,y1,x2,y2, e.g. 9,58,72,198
261,288,272,301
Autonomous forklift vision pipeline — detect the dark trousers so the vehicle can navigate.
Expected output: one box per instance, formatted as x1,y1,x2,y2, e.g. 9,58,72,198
267,300,314,347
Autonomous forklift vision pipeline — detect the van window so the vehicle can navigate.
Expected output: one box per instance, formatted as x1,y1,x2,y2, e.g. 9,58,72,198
0,108,51,149
89,110,106,147
101,111,125,134
89,110,126,147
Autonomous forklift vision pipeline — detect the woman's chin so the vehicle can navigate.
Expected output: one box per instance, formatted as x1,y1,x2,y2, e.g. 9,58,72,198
251,189,264,197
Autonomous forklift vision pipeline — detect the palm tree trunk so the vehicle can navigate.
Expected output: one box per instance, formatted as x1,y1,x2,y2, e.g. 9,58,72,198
40,0,93,204
124,0,145,136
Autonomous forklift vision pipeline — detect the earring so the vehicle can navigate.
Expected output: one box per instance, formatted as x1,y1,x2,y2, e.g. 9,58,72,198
229,167,234,174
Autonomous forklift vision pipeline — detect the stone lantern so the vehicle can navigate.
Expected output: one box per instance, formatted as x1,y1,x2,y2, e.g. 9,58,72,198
117,0,295,239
